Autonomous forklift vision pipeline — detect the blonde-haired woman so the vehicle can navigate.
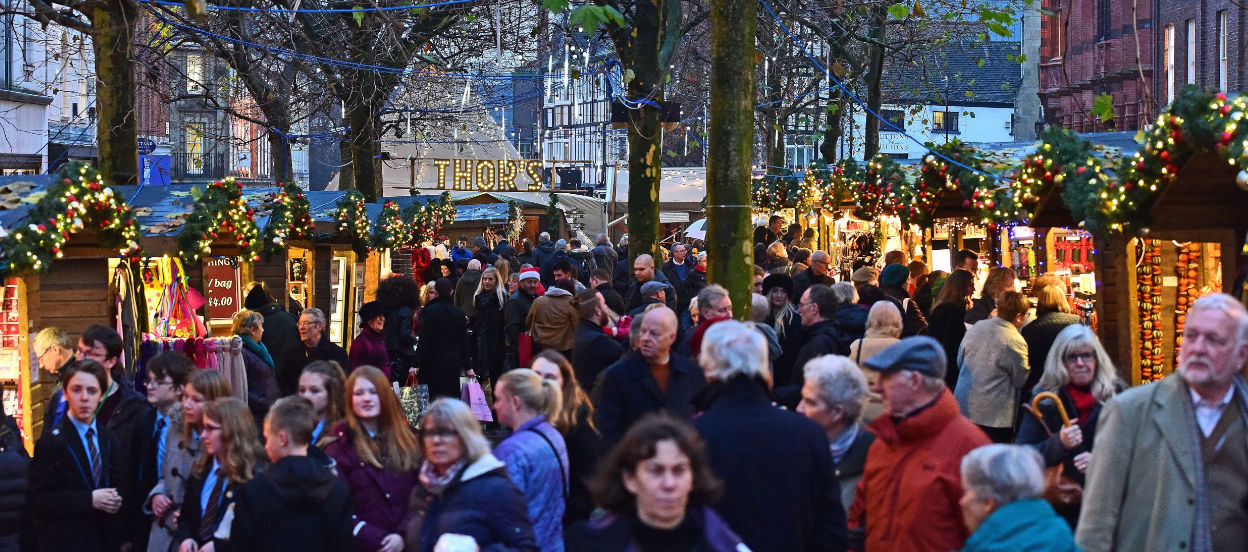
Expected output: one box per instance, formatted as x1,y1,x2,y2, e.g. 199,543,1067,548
1015,324,1122,528
324,366,420,552
529,350,601,524
492,369,567,552
847,301,903,422
175,397,265,552
147,369,231,552
1020,285,1082,398
406,399,537,551
473,266,507,382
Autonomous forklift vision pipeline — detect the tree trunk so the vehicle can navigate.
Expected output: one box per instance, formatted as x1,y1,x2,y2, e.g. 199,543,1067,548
623,0,665,268
864,5,886,160
348,100,381,201
267,128,291,183
708,0,756,320
337,135,354,190
819,89,844,162
90,0,139,185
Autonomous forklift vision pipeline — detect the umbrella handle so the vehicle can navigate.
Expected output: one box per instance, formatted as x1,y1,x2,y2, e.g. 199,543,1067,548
1030,391,1072,428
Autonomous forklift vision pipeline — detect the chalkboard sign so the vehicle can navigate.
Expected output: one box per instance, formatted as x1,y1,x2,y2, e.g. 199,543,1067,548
204,257,241,324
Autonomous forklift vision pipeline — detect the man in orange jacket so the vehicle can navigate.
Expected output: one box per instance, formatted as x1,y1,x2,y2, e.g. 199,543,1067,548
848,336,990,552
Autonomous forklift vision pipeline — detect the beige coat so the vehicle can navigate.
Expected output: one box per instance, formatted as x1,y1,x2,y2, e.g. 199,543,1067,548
144,406,202,552
525,289,578,351
1075,374,1248,552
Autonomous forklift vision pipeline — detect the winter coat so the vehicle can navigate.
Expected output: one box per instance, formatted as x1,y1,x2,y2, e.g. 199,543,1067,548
1019,312,1082,397
964,296,996,327
349,326,391,376
881,285,929,336
406,454,539,552
961,499,1079,552
174,465,245,548
240,345,280,426
612,258,631,298
530,240,557,269
849,389,990,552
927,302,970,389
571,319,624,395
835,427,874,513
1015,385,1106,487
592,351,706,449
780,310,865,406
591,243,618,279
384,305,418,384
450,245,474,263
504,289,538,357
595,283,626,317
955,317,1030,429
473,292,507,379
792,267,835,302
561,406,602,525
226,454,353,552
145,408,198,552
567,249,597,285
98,383,155,548
660,258,698,312
29,417,124,552
410,247,433,288
453,269,483,317
565,506,748,552
0,415,27,540
1074,375,1248,552
525,287,578,352
692,376,847,552
254,302,300,374
416,297,470,399
322,422,419,552
277,335,349,396
625,271,677,314
493,416,568,552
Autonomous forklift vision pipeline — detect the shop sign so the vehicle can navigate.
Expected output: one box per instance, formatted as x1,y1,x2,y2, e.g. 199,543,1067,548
204,257,241,323
428,159,546,191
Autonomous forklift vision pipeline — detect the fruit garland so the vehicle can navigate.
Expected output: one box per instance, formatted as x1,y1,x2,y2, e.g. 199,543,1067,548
261,181,314,258
1136,239,1165,382
334,189,371,256
1172,242,1202,361
371,200,410,250
0,162,142,276
177,178,261,264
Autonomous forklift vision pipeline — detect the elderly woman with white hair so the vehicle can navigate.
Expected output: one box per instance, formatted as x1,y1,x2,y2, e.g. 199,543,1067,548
848,302,903,422
798,355,877,511
959,444,1078,551
691,321,848,552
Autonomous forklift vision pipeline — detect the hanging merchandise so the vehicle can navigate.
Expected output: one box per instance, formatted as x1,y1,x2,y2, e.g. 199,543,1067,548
110,259,145,384
150,258,208,339
1173,242,1203,365
1136,240,1165,382
139,335,247,402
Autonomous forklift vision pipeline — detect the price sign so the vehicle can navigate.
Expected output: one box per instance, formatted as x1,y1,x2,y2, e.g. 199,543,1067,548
204,257,241,324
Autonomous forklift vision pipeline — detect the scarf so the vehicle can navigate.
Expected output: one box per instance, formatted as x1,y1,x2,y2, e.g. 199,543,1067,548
418,459,467,496
829,423,861,465
239,335,274,369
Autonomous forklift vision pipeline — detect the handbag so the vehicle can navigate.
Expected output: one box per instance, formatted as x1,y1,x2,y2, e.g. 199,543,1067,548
1029,392,1083,508
517,331,534,368
461,376,494,422
394,374,430,431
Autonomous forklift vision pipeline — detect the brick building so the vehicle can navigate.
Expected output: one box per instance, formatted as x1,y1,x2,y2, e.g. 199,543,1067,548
1154,2,1245,106
1038,0,1154,131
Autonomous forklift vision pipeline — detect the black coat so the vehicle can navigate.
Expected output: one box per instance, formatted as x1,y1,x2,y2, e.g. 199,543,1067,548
417,297,470,399
278,335,349,396
539,249,571,287
98,384,154,547
881,286,929,336
240,346,280,427
592,351,706,449
571,319,624,396
473,292,507,380
591,244,618,279
28,417,123,552
791,267,834,302
964,296,996,326
504,289,538,367
927,302,970,389
0,414,27,540
255,302,300,372
595,283,626,317
1015,385,1109,488
660,258,698,312
407,457,538,552
226,455,353,552
1020,312,1083,398
625,273,676,314
383,305,418,384
692,377,847,552
176,468,242,546
612,258,631,298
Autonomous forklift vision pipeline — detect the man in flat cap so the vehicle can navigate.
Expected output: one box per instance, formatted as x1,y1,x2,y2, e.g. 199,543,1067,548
846,336,990,552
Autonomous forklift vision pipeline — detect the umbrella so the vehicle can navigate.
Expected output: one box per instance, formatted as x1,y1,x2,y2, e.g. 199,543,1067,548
684,218,708,240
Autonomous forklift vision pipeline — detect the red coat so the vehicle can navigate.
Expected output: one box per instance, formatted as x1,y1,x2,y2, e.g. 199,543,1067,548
848,389,989,552
410,247,432,287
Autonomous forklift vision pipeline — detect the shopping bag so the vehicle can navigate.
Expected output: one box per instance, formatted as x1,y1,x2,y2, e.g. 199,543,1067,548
517,332,534,368
460,377,493,422
394,374,430,431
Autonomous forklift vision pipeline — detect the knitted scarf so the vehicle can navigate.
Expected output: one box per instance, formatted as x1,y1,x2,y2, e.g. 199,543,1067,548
239,335,274,369
418,459,466,496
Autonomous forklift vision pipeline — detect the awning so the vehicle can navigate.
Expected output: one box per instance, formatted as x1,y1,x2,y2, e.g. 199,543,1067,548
659,211,690,223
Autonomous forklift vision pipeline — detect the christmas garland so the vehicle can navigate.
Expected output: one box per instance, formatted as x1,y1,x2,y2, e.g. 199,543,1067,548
261,181,314,258
371,200,410,250
0,162,142,276
751,171,802,212
177,178,261,264
334,189,371,256
853,155,905,221
407,192,456,246
506,200,524,243
804,160,854,213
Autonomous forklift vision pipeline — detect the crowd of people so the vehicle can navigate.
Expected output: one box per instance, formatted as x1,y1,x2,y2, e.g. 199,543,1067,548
1,224,1245,552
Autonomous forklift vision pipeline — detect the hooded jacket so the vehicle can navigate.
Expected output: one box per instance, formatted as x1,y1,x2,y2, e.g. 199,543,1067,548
526,287,578,352
407,454,538,552
531,240,557,269
848,389,990,552
226,455,353,552
960,499,1078,552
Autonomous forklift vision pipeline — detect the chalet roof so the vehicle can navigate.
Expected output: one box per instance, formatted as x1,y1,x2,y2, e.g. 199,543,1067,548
883,41,1023,106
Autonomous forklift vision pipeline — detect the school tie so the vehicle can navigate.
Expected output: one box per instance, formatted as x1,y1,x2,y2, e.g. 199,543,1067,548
85,427,102,487
200,469,226,542
154,417,168,475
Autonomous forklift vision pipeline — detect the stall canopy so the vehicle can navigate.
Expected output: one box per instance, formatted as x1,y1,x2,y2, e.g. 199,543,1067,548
451,191,607,236
0,175,53,238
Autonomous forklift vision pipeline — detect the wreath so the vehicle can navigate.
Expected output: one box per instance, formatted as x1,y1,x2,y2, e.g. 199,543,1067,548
334,189,371,256
177,178,261,263
261,181,314,258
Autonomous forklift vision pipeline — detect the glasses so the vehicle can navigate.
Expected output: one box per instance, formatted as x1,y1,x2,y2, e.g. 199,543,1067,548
420,427,458,441
202,424,223,434
811,259,830,266
1063,352,1096,364
297,321,322,328
145,379,175,389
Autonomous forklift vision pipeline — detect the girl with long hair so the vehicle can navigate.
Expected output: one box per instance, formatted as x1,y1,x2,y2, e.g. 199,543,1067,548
176,397,265,552
927,269,977,388
529,351,601,525
323,366,421,552
473,267,507,381
297,360,347,446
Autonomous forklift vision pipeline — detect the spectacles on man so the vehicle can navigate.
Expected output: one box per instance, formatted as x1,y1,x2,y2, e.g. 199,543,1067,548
811,259,830,266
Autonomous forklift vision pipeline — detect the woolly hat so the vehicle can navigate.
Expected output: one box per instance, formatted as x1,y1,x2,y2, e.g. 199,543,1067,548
879,263,910,288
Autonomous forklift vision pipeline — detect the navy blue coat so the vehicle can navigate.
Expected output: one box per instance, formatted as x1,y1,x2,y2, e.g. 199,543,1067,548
570,320,623,396
692,377,847,552
407,455,538,552
27,417,123,552
592,351,705,449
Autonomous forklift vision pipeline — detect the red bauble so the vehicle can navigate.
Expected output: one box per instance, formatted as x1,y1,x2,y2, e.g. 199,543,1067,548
1170,130,1183,142
1221,131,1234,145
1076,166,1086,174
1159,150,1171,163
1215,92,1228,101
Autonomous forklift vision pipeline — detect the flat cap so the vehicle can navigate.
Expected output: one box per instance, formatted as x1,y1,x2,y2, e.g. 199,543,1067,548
640,280,667,296
862,336,946,379
851,266,880,284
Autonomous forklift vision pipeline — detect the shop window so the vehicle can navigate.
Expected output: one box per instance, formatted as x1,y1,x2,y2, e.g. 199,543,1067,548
186,53,204,94
882,109,905,131
933,111,959,132
1218,10,1228,91
1164,25,1175,105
